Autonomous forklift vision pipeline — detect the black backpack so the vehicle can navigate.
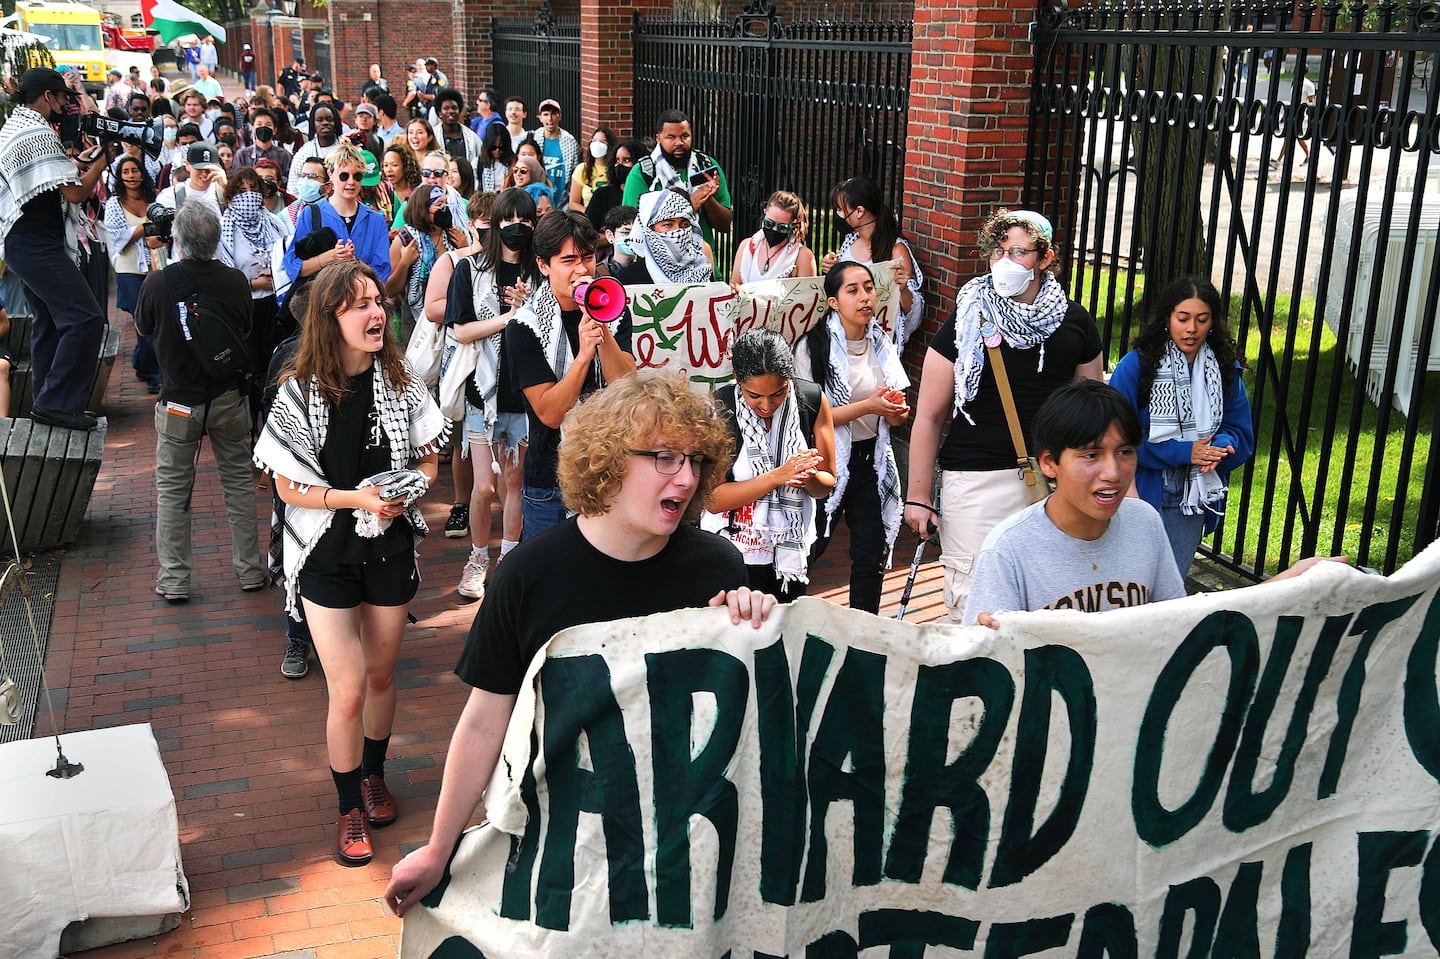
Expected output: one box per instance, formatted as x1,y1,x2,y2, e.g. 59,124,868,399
163,262,251,384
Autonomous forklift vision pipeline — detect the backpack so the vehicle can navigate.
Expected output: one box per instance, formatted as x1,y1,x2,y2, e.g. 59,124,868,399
163,262,251,385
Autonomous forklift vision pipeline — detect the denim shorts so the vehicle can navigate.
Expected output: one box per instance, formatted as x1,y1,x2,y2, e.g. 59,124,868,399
465,404,528,461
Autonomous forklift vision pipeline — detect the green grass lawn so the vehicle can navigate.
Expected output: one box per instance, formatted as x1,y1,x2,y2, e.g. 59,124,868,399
1077,267,1437,576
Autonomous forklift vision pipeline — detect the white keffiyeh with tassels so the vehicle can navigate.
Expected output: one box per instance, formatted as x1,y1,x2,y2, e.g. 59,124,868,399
950,271,1069,425
515,279,572,381
1150,339,1228,516
465,256,507,433
0,106,81,259
818,311,908,559
254,358,449,619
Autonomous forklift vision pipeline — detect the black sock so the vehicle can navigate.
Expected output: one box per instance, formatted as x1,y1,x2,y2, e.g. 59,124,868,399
332,765,362,815
361,736,389,780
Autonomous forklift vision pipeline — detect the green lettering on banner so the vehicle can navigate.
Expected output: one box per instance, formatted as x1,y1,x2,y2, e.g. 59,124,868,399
1210,860,1263,958
498,730,542,920
1277,842,1313,955
1074,903,1138,959
1134,612,1259,848
883,658,1016,889
801,910,982,959
982,915,1075,958
756,635,835,906
802,647,887,902
534,655,648,930
1223,614,1348,832
1352,830,1428,957
1419,832,1440,948
991,645,1096,889
1403,590,1440,784
1155,877,1221,959
1319,596,1420,799
646,648,749,926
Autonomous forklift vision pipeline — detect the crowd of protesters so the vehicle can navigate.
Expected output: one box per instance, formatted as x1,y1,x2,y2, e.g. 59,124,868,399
0,58,1275,873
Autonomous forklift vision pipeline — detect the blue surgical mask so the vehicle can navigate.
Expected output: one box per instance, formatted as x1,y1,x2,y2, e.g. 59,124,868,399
295,178,322,204
615,238,634,258
206,108,221,121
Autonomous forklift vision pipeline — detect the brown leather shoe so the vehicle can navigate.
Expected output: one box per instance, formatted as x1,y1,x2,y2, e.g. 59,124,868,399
361,774,397,827
336,808,373,865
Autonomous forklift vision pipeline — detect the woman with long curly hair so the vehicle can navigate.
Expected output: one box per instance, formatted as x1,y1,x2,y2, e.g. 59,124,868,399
104,154,166,392
1109,275,1254,576
254,259,446,867
382,142,421,225
406,118,439,157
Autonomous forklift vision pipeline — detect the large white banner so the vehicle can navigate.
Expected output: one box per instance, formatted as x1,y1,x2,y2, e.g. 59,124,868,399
626,262,899,389
401,545,1440,957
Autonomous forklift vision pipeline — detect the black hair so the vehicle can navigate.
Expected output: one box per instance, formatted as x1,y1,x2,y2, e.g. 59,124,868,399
654,109,689,134
505,96,527,112
479,187,541,284
309,102,338,141
112,154,157,203
434,86,464,111
533,208,597,262
1032,380,1142,463
730,328,796,383
604,204,638,233
823,259,873,299
830,175,901,268
176,122,202,141
1132,275,1243,400
481,122,514,169
372,91,397,119
478,87,499,109
127,91,150,106
450,154,475,197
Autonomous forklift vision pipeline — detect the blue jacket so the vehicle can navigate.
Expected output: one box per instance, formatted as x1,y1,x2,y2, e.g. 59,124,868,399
282,199,392,294
1110,349,1255,534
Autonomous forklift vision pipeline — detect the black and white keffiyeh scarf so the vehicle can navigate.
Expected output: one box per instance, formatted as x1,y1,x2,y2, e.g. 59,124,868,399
0,106,79,257
819,311,907,557
465,255,506,433
221,190,280,261
253,358,449,618
1150,339,1228,516
634,189,712,284
731,386,815,585
950,271,1069,425
515,279,572,381
643,144,715,196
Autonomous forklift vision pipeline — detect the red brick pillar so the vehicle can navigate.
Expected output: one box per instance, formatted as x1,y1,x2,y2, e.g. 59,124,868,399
579,0,667,138
901,0,1035,367
326,0,380,102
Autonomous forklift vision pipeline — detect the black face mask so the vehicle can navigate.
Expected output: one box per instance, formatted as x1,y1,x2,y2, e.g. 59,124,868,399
253,126,273,144
219,133,237,148
432,205,452,229
260,178,278,197
832,212,852,237
610,162,632,184
499,222,533,251
762,227,790,247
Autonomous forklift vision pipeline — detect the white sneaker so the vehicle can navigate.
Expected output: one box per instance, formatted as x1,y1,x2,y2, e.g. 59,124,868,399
458,557,488,599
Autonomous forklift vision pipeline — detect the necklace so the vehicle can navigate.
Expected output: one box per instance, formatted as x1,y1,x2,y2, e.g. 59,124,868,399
846,338,869,357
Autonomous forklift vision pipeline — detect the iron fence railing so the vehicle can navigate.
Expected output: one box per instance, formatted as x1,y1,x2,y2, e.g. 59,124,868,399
491,11,581,136
1027,0,1440,577
634,0,913,270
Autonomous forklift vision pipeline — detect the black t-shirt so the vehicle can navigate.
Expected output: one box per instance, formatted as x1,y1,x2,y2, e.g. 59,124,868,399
11,187,63,236
307,371,413,565
454,519,748,694
134,259,255,405
442,131,466,159
444,257,527,414
505,301,634,490
612,258,652,286
929,302,1103,472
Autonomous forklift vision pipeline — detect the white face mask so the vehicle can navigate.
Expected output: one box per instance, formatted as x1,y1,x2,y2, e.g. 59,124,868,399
589,140,608,160
989,257,1034,299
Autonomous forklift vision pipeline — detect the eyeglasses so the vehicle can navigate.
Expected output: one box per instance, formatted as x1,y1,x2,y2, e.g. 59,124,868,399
419,168,447,179
991,246,1039,261
298,172,325,182
761,217,793,234
335,170,360,181
630,450,708,475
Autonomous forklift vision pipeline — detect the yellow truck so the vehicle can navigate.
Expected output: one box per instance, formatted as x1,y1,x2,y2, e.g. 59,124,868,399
14,0,107,95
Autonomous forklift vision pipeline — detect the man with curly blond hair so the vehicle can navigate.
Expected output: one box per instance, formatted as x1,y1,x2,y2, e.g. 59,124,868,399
384,370,776,915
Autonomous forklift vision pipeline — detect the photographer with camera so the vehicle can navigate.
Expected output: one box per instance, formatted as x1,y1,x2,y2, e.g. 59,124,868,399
0,68,108,430
158,142,226,259
105,155,168,393
135,202,265,602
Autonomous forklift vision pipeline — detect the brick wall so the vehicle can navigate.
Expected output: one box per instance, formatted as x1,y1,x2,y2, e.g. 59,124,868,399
326,0,381,103
901,0,1035,371
580,0,667,138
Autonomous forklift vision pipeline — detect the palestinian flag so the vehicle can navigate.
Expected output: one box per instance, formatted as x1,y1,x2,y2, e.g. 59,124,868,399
139,0,227,44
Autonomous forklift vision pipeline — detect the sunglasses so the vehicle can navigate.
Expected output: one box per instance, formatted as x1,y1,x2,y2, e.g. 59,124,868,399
419,169,448,179
335,171,361,181
761,217,793,234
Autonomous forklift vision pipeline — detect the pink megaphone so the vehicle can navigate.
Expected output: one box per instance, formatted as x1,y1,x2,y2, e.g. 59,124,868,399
575,276,626,322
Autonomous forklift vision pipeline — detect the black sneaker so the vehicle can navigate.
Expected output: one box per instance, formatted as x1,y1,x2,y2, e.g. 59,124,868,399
280,638,309,679
444,503,469,539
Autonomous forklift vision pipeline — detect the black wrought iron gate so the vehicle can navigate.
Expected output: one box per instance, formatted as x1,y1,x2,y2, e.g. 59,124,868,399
1027,0,1440,577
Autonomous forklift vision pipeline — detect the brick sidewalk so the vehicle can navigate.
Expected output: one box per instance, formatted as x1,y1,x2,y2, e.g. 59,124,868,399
35,300,945,958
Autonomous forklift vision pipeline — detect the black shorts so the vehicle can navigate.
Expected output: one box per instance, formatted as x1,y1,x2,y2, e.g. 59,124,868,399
298,552,418,610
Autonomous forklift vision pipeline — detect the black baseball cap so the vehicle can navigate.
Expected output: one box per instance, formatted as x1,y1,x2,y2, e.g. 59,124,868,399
186,141,223,171
17,68,70,97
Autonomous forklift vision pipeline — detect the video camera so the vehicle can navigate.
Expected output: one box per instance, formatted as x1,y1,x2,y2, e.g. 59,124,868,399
143,203,175,241
79,113,167,160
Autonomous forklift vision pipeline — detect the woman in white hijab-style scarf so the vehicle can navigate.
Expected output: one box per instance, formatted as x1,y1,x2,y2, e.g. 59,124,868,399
631,187,715,284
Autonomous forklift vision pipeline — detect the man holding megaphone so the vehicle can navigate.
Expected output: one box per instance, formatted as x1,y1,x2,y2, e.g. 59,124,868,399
505,210,636,539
